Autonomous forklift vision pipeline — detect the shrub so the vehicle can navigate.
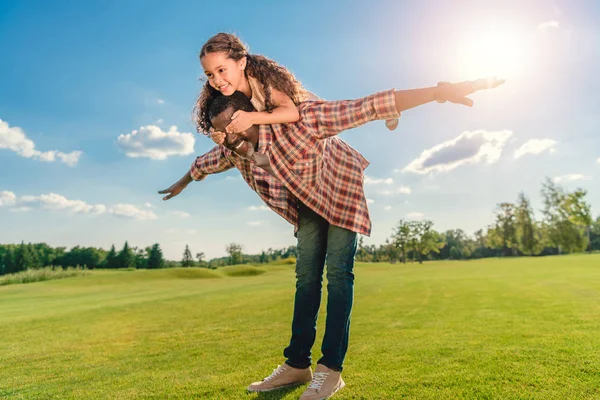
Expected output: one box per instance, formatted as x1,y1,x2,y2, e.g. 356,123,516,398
0,266,90,286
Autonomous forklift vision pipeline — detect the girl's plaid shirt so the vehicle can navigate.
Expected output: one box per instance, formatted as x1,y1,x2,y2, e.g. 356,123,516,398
190,90,400,236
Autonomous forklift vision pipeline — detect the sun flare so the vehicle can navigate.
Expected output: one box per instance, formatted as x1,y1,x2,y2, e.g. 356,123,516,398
454,27,529,80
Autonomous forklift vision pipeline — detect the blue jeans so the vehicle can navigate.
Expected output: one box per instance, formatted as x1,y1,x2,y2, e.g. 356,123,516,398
284,202,358,372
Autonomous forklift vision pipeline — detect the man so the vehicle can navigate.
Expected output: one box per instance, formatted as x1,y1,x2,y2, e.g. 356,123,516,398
159,78,503,399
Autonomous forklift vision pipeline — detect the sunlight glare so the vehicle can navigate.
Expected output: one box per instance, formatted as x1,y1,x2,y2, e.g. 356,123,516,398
455,27,529,80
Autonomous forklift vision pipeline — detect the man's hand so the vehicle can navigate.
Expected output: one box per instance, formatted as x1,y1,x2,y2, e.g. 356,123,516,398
225,110,254,134
158,173,193,200
435,78,505,107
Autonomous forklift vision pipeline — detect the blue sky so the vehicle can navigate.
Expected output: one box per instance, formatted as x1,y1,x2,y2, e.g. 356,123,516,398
1,0,599,259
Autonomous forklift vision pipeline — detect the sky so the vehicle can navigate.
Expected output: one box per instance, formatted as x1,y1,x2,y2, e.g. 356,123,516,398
1,0,599,260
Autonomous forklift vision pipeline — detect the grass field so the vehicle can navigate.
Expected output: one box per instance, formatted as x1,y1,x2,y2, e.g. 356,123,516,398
1,256,600,399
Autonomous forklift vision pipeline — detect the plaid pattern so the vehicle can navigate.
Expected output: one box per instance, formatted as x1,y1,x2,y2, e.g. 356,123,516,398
190,89,399,236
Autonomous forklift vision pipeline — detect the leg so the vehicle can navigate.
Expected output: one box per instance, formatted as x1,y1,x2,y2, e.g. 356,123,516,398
284,202,328,369
317,225,357,372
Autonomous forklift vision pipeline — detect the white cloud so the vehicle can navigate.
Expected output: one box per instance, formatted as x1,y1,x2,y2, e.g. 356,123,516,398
156,119,164,124
403,130,513,174
169,211,191,218
145,202,154,208
538,20,559,30
514,138,557,159
186,229,197,234
10,206,31,213
0,190,17,207
157,99,165,105
406,212,425,220
117,125,195,160
248,205,269,211
247,221,262,226
367,198,375,204
384,205,392,211
364,176,393,185
553,174,591,183
597,157,600,164
0,119,82,166
108,204,157,220
379,186,412,196
20,193,106,214
4,190,157,221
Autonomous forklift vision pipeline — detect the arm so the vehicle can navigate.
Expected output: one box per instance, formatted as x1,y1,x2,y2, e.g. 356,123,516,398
300,78,504,139
224,88,299,135
394,78,504,111
158,145,235,200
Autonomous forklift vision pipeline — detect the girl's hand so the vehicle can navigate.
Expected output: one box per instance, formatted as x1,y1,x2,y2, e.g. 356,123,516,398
435,78,505,106
225,110,255,134
210,128,226,145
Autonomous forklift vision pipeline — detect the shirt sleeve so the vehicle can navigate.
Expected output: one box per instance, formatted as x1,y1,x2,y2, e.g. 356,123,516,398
189,145,235,181
297,89,400,140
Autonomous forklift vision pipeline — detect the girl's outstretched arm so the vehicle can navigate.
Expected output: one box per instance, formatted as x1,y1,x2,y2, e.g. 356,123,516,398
394,78,505,112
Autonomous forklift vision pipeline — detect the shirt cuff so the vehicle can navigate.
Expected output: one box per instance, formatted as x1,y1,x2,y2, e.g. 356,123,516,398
373,89,400,120
189,158,207,181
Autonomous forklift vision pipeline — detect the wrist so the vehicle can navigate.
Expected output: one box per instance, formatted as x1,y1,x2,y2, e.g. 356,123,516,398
434,84,447,103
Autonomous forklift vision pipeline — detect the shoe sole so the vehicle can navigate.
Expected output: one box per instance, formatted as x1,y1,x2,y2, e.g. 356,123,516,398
247,381,309,393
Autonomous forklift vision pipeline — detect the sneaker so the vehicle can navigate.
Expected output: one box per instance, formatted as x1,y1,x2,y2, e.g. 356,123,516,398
247,364,312,392
299,364,345,400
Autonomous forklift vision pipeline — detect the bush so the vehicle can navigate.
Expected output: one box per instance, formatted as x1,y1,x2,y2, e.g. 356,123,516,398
220,265,267,277
0,266,90,286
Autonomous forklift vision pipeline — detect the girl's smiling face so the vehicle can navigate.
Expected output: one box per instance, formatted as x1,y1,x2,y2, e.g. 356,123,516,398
201,51,246,96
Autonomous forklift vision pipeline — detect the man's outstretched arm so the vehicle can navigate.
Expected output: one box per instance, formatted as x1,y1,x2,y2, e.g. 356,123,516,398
158,145,235,201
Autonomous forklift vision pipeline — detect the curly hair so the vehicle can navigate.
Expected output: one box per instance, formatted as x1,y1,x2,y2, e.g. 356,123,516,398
193,32,309,135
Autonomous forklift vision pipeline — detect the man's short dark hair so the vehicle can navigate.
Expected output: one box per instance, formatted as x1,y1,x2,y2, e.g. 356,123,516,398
208,91,255,123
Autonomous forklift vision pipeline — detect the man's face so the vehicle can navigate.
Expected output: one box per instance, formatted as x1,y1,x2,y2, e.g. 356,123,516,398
211,106,259,159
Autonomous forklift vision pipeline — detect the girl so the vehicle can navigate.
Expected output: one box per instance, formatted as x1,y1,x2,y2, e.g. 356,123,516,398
193,33,398,145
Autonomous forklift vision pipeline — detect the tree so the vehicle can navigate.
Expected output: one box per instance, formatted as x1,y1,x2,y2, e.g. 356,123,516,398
494,202,518,256
1,245,17,275
147,244,165,269
541,178,588,254
564,189,593,253
104,245,118,269
226,243,243,265
515,192,538,255
408,221,445,264
14,242,33,273
117,241,136,269
182,244,194,267
440,229,475,260
392,219,411,263
590,216,600,251
134,247,148,269
195,251,208,268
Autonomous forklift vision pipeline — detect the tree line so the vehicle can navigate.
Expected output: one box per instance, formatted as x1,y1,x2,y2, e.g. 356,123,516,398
0,241,167,276
1,178,598,275
359,178,599,264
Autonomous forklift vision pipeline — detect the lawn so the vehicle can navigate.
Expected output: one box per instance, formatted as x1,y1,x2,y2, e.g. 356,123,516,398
1,256,600,399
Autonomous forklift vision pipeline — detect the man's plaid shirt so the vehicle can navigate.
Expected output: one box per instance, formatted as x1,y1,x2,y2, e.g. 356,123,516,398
189,89,400,236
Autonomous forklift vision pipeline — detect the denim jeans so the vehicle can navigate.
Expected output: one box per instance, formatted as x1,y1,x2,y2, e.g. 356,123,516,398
284,202,358,372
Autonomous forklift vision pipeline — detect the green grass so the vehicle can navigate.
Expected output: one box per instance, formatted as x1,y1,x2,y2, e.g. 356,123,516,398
1,256,600,399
